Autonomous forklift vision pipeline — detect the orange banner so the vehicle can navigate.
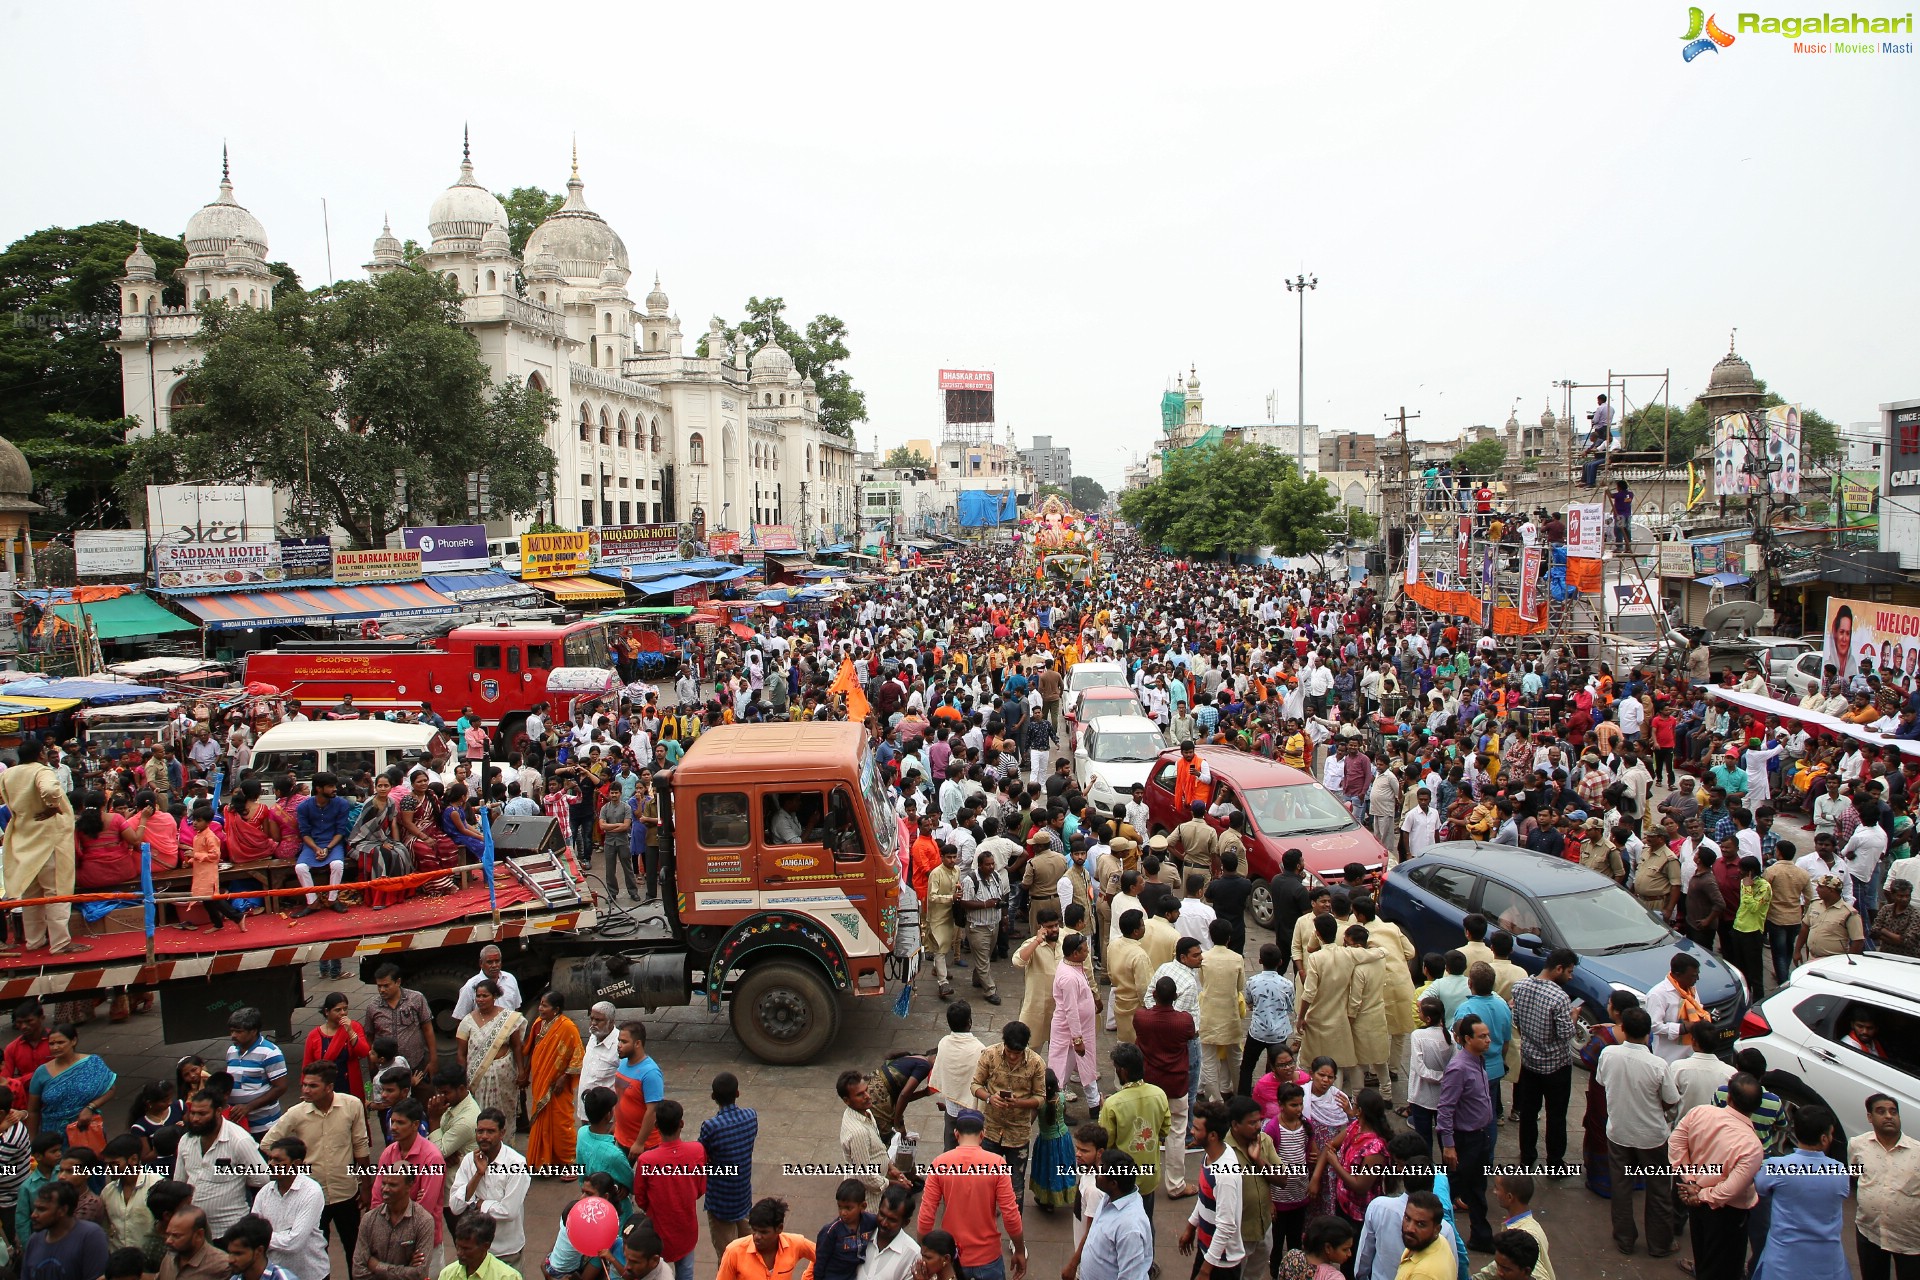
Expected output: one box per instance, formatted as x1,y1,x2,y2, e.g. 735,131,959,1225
1565,556,1603,593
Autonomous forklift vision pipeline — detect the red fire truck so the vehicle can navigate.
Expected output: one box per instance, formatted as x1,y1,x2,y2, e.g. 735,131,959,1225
243,619,615,749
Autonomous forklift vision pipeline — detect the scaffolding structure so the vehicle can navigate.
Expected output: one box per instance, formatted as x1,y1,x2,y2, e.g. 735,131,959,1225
1378,369,1688,673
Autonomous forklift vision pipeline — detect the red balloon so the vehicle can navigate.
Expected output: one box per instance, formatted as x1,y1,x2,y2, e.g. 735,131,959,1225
566,1196,619,1256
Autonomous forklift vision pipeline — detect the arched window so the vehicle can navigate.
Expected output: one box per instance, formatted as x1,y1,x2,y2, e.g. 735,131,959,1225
227,288,240,303
603,312,613,334
618,413,629,449
537,290,548,304
649,419,660,452
526,371,547,394
649,332,659,350
167,381,197,423
485,270,497,292
599,407,611,445
145,295,157,314
689,433,706,465
579,403,592,442
806,445,813,472
197,288,211,303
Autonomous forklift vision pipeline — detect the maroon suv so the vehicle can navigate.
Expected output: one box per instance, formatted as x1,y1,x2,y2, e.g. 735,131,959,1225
1143,745,1391,929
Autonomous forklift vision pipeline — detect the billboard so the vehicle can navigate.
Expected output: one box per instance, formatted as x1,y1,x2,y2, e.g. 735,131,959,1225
1823,596,1920,682
708,531,741,555
522,531,590,580
1456,517,1471,580
153,541,282,588
402,524,489,572
333,547,423,584
73,530,145,578
1712,407,1803,497
941,370,996,425
146,485,276,547
278,537,333,581
754,524,799,552
595,523,690,565
1566,503,1603,559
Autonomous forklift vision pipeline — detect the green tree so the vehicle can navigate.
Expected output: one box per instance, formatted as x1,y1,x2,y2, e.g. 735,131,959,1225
1451,438,1507,478
123,267,556,548
1259,470,1376,568
698,296,868,436
1119,438,1292,557
0,221,191,527
883,445,930,469
1069,475,1108,511
494,187,563,258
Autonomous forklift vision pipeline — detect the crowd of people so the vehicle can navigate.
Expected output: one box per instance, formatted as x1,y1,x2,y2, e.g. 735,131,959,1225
1,523,1917,1280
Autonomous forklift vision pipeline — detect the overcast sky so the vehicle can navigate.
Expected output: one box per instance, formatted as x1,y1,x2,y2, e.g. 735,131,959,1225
6,3,1913,486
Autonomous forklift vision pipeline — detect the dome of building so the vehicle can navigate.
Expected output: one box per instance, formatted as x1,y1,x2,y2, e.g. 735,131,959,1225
0,433,39,511
523,154,629,284
123,237,157,282
751,338,794,381
428,132,508,248
1186,365,1201,391
184,149,268,264
1707,342,1758,394
369,216,403,267
1506,409,1520,432
646,273,670,313
478,220,513,258
1540,402,1556,430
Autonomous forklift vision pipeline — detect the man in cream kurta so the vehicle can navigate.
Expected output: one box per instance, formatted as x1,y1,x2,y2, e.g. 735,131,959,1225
1344,930,1390,1097
1295,916,1357,1068
1,742,79,954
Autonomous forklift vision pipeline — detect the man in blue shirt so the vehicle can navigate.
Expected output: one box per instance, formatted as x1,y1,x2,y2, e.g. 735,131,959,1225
1458,963,1514,1142
1079,1152,1152,1280
224,1007,289,1138
294,772,352,916
697,1072,758,1258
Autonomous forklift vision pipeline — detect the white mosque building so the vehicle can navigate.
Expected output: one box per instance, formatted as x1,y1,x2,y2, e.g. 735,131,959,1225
115,140,858,544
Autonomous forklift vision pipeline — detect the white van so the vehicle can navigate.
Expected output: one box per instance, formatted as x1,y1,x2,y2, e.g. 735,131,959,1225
251,720,450,795
489,538,522,575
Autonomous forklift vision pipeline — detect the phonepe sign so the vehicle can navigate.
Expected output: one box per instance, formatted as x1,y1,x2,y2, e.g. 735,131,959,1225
402,524,489,572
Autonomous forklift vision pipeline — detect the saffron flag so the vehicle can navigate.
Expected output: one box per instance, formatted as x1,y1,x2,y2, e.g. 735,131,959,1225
829,658,860,697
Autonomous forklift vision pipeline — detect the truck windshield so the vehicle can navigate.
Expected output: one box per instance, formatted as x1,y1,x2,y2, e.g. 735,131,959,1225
858,747,898,861
564,624,610,669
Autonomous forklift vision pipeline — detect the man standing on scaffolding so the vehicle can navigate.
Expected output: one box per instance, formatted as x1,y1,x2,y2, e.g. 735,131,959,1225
1582,394,1615,488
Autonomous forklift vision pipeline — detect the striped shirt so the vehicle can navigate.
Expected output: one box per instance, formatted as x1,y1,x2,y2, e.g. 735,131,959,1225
226,1036,288,1134
1188,1146,1245,1265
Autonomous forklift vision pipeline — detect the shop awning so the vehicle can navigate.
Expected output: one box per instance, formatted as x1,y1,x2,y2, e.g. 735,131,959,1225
1694,572,1751,588
173,582,461,631
47,594,196,640
424,572,540,604
631,568,753,597
5,678,164,705
530,576,627,604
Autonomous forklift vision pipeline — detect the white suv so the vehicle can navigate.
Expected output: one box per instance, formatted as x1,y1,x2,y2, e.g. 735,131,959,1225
1735,952,1920,1145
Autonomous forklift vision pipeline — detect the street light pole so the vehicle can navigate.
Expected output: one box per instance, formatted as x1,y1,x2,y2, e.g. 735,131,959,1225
1286,273,1317,477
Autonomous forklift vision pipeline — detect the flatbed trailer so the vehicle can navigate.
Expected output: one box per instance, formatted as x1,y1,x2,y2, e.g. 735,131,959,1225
1,722,912,1063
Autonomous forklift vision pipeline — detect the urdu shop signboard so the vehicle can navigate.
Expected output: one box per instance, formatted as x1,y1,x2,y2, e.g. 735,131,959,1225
152,541,282,588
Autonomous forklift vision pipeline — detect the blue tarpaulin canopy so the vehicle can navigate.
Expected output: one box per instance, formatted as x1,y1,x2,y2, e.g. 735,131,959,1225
956,491,1018,527
1694,572,1751,588
4,678,165,704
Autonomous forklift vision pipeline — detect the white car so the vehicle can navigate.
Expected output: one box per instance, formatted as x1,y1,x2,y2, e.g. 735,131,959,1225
1074,714,1166,817
1735,952,1920,1147
1774,649,1826,699
1063,660,1129,722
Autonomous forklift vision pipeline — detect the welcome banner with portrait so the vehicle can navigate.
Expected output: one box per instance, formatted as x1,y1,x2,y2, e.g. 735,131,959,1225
1822,596,1920,682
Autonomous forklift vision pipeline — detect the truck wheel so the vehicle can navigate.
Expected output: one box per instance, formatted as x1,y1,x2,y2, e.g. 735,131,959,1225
1248,881,1275,930
729,961,838,1065
408,965,474,1038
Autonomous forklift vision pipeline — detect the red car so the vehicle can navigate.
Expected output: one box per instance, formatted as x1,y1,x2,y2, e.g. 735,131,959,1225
1142,745,1391,929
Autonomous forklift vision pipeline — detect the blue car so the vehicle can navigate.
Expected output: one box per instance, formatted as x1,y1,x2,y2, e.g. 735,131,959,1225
1379,844,1747,1034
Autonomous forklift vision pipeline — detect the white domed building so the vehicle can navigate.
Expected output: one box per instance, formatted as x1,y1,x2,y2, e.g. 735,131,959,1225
115,137,858,549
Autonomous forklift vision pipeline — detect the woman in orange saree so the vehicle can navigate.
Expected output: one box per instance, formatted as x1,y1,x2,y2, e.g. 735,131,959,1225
519,989,583,1170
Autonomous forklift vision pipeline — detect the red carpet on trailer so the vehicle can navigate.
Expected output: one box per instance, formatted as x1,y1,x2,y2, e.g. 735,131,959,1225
3,879,541,971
